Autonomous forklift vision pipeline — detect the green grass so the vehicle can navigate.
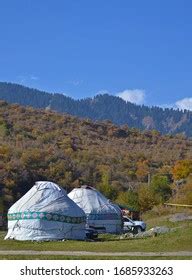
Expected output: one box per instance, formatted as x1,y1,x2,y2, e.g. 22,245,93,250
0,255,191,260
0,214,191,259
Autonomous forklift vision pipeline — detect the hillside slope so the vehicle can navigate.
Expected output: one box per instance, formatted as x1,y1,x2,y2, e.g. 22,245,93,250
0,82,192,136
0,100,192,212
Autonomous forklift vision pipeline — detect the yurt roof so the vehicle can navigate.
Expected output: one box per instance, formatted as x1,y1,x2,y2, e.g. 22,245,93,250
68,185,121,215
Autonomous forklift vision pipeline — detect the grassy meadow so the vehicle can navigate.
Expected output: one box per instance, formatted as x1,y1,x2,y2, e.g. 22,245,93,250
0,211,192,259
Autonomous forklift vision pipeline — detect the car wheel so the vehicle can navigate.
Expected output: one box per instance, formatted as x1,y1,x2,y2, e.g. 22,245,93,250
131,227,138,234
136,226,142,233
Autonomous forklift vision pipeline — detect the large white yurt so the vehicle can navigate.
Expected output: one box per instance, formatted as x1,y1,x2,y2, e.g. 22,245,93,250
68,185,122,234
5,181,86,241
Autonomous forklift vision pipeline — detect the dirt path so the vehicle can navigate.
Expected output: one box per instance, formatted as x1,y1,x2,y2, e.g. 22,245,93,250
0,250,192,256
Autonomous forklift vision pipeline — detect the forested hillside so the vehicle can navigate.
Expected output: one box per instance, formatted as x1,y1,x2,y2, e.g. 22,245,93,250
1,82,192,136
0,100,192,215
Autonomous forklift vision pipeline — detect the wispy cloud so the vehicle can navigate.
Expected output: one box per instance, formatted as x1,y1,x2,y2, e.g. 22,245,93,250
117,89,146,105
157,98,192,111
175,97,192,111
64,79,83,86
16,74,39,85
30,75,39,81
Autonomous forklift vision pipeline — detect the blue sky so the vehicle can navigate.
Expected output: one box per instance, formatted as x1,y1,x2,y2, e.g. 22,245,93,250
0,0,192,110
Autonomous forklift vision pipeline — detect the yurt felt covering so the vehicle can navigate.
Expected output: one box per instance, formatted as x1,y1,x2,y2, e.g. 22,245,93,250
68,186,122,234
5,181,86,241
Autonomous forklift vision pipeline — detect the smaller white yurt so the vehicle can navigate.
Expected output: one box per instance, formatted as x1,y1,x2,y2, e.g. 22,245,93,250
5,181,86,241
68,185,122,234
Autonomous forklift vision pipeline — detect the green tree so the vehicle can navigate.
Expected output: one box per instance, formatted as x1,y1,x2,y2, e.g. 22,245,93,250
138,185,157,212
116,190,139,211
99,171,117,200
150,175,172,202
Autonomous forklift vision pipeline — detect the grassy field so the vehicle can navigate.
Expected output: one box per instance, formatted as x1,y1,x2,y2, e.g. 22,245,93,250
0,213,191,259
0,255,191,260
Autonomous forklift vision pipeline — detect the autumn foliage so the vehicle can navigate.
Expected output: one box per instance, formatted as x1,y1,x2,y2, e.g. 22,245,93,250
0,100,192,214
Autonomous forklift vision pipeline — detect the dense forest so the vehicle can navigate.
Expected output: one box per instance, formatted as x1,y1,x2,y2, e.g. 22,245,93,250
0,100,192,217
1,82,192,136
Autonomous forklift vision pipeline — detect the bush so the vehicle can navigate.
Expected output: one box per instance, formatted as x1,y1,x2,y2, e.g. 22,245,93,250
116,190,139,211
138,185,157,212
171,177,192,205
150,175,172,203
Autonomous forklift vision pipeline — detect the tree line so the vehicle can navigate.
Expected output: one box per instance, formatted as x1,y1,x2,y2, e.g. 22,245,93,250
0,82,192,136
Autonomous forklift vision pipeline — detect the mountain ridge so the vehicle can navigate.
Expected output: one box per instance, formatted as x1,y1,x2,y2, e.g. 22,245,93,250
0,82,192,136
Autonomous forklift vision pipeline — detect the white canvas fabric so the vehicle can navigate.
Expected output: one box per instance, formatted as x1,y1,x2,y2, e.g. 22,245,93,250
5,181,86,241
68,186,122,234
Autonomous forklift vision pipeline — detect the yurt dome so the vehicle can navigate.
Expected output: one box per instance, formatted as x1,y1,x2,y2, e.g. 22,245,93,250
68,185,122,234
5,181,86,241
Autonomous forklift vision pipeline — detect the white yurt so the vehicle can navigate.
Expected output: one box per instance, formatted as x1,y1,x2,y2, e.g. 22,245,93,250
68,185,122,234
5,181,86,241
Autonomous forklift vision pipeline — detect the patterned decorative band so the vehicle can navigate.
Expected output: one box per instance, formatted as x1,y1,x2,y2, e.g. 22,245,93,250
87,213,120,220
8,212,86,224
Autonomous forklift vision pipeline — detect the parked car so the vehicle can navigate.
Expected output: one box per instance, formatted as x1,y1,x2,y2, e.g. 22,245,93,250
123,216,146,233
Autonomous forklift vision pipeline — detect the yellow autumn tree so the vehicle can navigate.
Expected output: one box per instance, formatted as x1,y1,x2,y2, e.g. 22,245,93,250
172,160,192,180
136,160,149,182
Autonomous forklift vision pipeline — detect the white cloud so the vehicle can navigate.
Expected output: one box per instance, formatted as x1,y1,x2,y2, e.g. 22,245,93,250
159,97,192,111
16,74,39,85
30,75,39,81
117,89,145,105
175,97,192,111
